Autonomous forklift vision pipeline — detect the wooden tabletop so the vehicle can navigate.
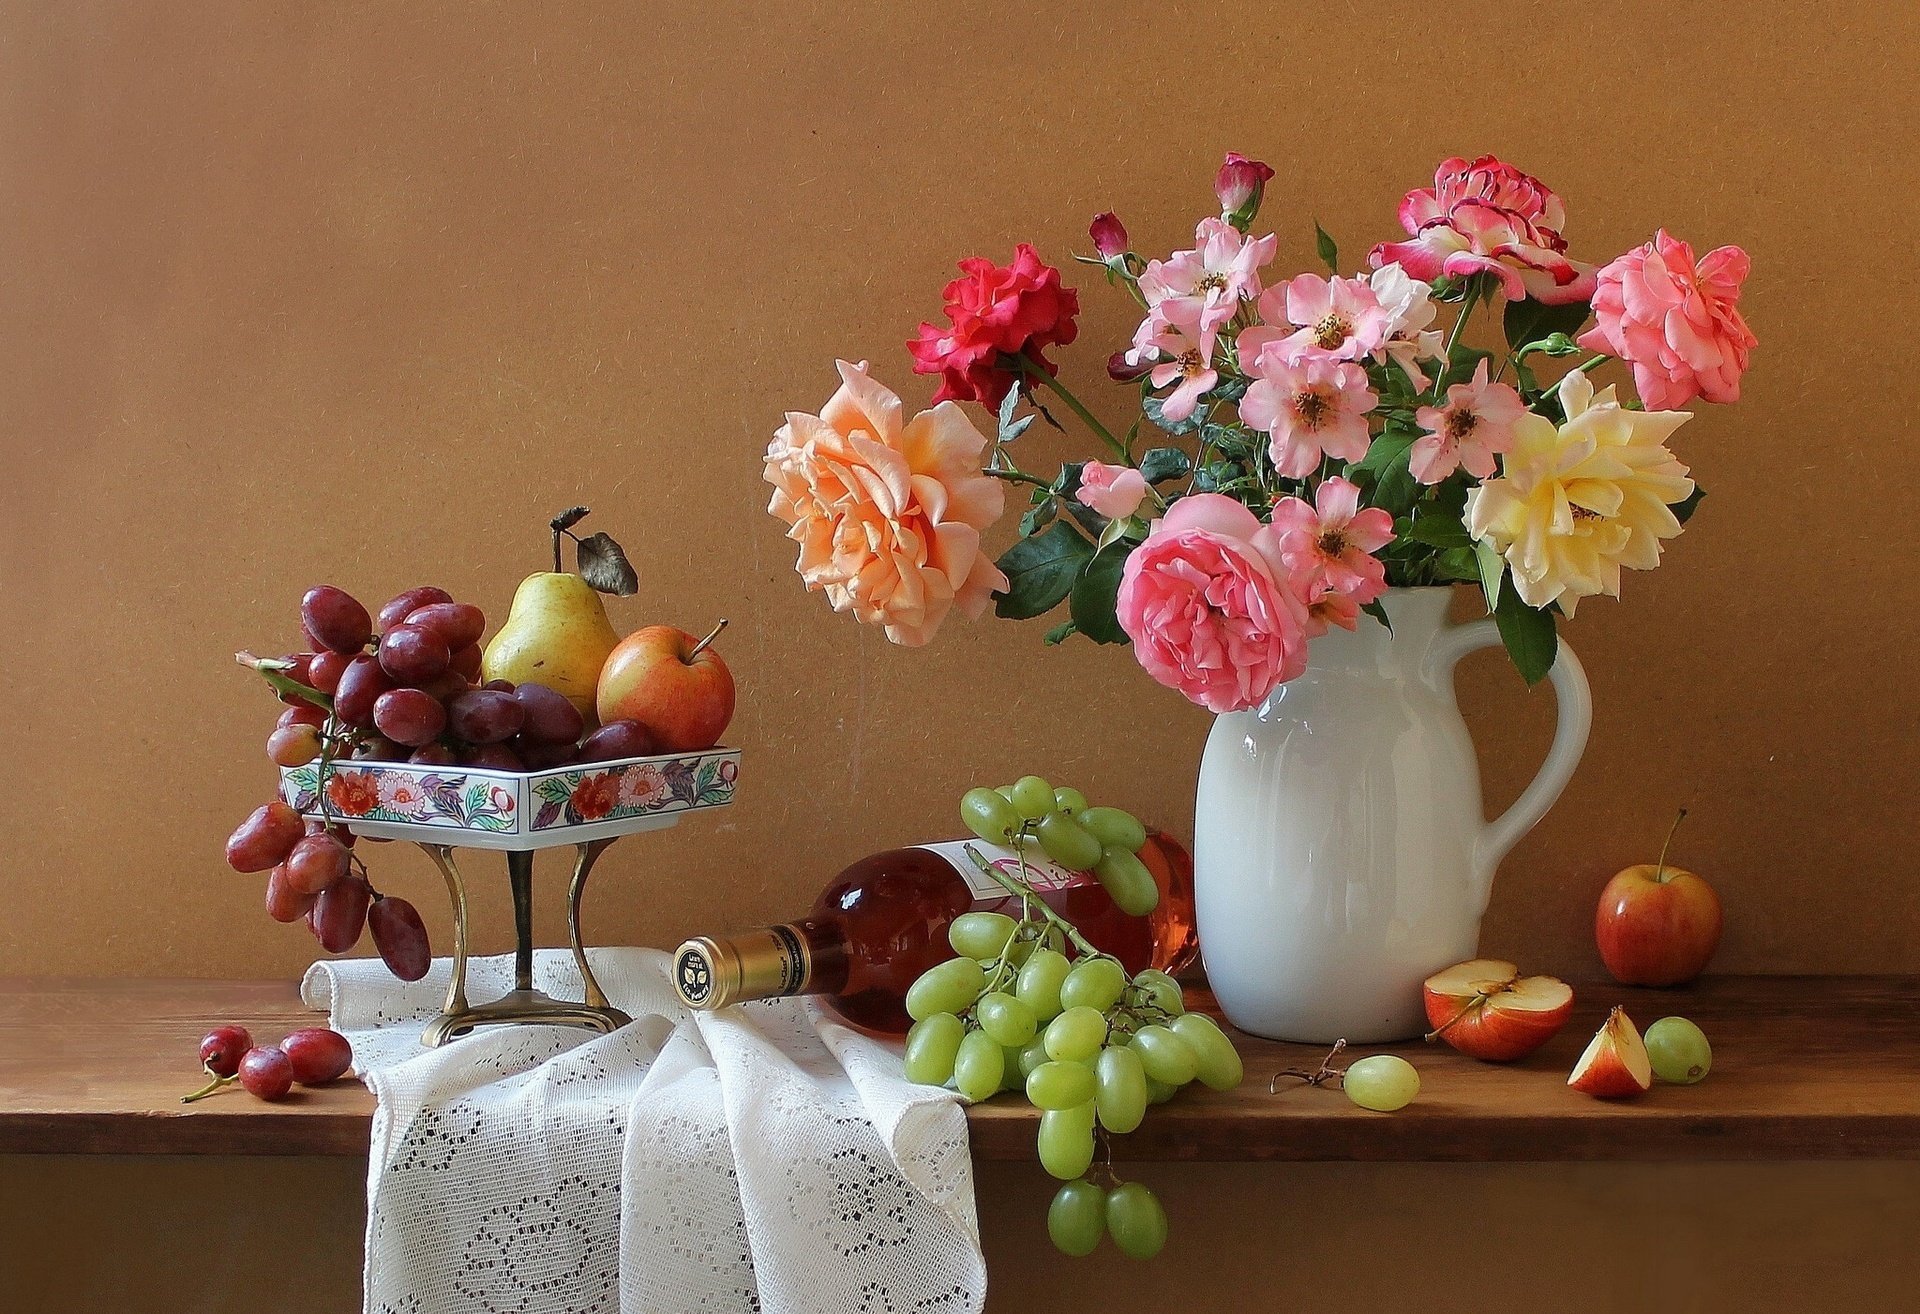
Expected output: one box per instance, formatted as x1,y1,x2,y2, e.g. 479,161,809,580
2,975,1916,1161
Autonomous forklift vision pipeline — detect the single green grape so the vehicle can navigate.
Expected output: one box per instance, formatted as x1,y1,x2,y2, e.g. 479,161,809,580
960,787,1021,845
1343,1055,1420,1111
902,1013,965,1086
1051,786,1089,817
953,1029,1005,1102
994,784,1016,802
1009,775,1056,820
1130,969,1185,1017
1129,1024,1199,1086
1015,1035,1052,1081
1095,1044,1148,1134
1015,948,1071,1021
1037,812,1104,872
1079,806,1147,853
1145,1076,1178,1105
1060,957,1127,1013
1105,1181,1168,1260
1047,1179,1106,1257
1169,1013,1243,1091
977,991,1038,1047
1027,1059,1098,1111
999,1045,1028,1092
1044,1005,1109,1063
1645,1016,1712,1084
948,910,1018,960
1094,846,1159,916
1037,1102,1096,1179
905,956,986,1022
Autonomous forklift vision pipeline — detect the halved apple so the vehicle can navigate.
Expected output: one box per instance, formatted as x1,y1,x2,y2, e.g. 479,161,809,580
1567,1006,1652,1098
1422,959,1574,1061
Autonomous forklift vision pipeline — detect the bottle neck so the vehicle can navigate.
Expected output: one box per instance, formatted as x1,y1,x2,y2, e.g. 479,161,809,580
674,920,842,1009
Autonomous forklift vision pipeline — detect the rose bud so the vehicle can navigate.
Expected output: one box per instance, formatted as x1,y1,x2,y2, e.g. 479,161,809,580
1089,211,1129,260
1215,151,1275,228
1108,349,1152,383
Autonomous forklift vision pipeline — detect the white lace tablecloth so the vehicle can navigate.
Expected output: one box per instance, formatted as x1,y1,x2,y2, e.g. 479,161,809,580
301,948,984,1314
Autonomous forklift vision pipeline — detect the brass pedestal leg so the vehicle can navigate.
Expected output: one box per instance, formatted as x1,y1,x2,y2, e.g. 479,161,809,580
415,839,632,1047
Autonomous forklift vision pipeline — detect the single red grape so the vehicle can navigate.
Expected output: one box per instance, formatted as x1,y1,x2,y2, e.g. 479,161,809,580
266,723,323,767
265,865,318,923
449,642,483,681
379,623,450,684
463,743,525,771
333,654,394,728
350,734,407,762
513,682,585,745
368,896,432,981
238,1046,295,1101
301,586,373,655
309,648,354,694
226,802,304,872
277,704,327,731
280,1028,354,1085
373,687,447,747
408,742,459,766
199,1025,253,1078
312,877,371,953
447,689,524,744
578,719,657,763
405,602,485,650
285,833,351,895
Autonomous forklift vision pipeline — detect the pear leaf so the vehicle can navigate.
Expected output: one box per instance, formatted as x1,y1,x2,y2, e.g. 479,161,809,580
576,532,639,596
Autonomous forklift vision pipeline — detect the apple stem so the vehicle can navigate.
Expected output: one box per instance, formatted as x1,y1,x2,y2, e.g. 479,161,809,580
1423,992,1489,1044
686,619,729,661
1655,808,1688,885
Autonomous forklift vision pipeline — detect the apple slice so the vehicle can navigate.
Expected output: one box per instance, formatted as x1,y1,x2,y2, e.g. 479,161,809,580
1567,1006,1652,1098
1423,959,1574,1061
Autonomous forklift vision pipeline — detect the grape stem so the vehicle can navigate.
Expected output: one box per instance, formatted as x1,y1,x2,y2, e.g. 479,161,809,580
962,845,1103,960
180,1072,235,1104
1268,1039,1349,1094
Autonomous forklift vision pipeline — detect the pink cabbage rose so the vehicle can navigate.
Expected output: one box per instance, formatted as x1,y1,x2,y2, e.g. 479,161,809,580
1577,230,1756,409
1370,155,1595,305
1077,461,1150,520
1115,494,1309,713
765,361,1007,647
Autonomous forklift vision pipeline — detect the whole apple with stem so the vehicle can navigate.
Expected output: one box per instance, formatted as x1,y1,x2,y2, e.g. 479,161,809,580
596,619,735,753
1595,809,1722,987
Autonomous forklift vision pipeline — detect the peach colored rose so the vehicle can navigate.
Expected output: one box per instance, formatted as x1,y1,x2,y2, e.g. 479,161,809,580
1577,230,1756,410
766,361,1008,647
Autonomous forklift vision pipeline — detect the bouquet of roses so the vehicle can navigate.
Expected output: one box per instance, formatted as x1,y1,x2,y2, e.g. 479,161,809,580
765,153,1755,712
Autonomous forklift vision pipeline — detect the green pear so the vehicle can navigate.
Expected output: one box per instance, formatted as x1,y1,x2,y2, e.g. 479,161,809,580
482,573,619,722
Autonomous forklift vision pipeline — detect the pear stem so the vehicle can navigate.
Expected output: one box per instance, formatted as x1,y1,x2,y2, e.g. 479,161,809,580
686,619,729,662
1655,808,1688,884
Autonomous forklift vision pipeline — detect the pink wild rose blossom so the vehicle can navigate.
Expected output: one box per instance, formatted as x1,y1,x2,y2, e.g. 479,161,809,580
1245,273,1391,364
1137,217,1276,342
1131,319,1218,423
1577,230,1757,410
1369,155,1594,305
1076,462,1151,520
1238,347,1379,478
1115,494,1310,713
1410,358,1528,483
1269,476,1393,603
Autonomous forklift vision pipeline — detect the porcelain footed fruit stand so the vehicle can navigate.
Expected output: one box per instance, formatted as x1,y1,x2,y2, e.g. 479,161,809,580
279,748,740,1045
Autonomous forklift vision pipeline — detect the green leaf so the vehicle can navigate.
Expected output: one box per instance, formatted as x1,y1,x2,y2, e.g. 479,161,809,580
1193,459,1244,493
1199,423,1258,459
1673,485,1706,525
1476,539,1504,611
1503,297,1591,352
1404,513,1471,550
1017,500,1057,537
1350,424,1422,517
1043,620,1077,646
1138,447,1191,483
997,385,1034,444
993,521,1094,620
1313,221,1339,274
1439,346,1494,392
1360,598,1393,632
1493,583,1558,686
1069,540,1133,644
1434,546,1480,581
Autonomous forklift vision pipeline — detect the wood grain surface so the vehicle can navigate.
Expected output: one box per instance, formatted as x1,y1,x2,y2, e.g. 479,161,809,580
5,975,1915,1161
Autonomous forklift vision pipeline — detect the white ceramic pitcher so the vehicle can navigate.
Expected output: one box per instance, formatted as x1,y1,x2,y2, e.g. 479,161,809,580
1193,587,1591,1042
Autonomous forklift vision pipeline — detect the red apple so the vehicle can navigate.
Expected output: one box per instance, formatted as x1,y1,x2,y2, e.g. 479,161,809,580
1423,959,1574,1061
1596,810,1722,987
1567,1006,1652,1098
596,620,735,753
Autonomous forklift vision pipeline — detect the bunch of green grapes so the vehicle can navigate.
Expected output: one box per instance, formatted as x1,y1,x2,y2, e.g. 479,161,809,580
957,775,1161,915
900,778,1244,1260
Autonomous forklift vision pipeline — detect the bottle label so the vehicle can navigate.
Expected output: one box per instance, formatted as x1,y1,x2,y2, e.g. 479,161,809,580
916,840,1097,901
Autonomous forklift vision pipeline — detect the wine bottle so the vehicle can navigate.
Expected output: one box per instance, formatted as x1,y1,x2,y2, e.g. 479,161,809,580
673,833,1196,1034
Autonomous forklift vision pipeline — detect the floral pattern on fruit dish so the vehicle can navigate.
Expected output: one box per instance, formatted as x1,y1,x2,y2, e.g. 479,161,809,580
277,750,740,836
527,753,738,830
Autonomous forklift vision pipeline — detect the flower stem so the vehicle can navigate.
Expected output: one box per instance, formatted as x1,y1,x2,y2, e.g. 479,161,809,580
1433,279,1485,400
1011,354,1128,462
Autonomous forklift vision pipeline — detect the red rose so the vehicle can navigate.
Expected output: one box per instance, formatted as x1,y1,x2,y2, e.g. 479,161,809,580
569,772,620,821
908,244,1079,407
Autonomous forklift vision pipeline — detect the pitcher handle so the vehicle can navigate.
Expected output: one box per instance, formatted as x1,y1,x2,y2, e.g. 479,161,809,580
1426,619,1592,915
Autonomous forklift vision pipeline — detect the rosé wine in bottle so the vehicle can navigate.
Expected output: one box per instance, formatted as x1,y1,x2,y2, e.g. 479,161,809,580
673,832,1196,1035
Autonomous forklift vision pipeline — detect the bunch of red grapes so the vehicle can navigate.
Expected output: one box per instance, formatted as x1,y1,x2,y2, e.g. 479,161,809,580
225,583,663,981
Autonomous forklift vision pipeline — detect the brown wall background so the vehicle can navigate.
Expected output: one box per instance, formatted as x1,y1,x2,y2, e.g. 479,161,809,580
6,3,1919,1311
